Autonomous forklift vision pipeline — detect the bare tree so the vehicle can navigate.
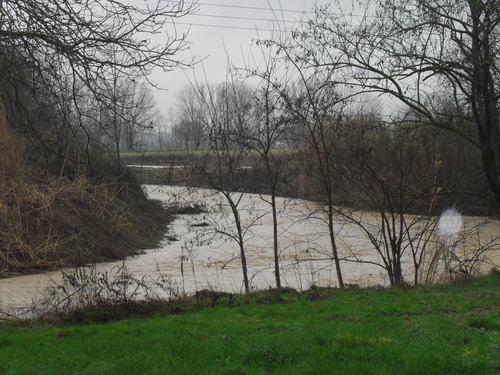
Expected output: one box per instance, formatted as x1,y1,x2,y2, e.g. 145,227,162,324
245,89,293,289
238,52,299,289
97,70,157,177
173,85,205,151
251,24,355,287
0,0,196,173
255,14,497,286
291,0,500,217
183,80,259,293
328,112,439,286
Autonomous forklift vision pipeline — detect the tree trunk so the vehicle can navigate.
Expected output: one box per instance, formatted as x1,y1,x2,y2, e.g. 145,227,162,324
328,204,345,288
467,1,500,218
229,198,250,293
0,97,18,175
320,134,345,289
271,192,281,288
113,116,122,178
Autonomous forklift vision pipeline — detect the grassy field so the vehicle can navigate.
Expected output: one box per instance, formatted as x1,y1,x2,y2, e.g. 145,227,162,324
0,275,498,375
120,150,207,159
120,149,295,158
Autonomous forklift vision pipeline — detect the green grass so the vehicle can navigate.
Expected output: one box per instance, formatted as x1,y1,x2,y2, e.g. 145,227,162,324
120,148,296,159
120,150,207,158
1,275,499,374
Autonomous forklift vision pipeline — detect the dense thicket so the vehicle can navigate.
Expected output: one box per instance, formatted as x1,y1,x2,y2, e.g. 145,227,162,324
0,0,195,276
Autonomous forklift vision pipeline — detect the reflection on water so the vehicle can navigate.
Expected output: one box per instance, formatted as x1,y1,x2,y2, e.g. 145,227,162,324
1,185,499,313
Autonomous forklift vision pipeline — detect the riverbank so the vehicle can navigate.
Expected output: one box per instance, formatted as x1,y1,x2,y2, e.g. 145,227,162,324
0,169,172,278
1,273,498,374
3,183,497,312
124,150,496,217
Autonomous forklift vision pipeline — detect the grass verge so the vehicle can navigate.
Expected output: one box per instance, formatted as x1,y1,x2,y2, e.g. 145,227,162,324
0,274,498,374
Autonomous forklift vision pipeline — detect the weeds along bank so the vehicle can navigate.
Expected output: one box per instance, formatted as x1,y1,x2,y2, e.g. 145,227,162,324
0,158,171,278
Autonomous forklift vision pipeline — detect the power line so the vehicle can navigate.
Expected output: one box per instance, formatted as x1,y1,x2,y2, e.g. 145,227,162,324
176,21,293,33
176,18,360,33
184,1,314,15
191,13,307,24
186,1,379,19
175,3,371,32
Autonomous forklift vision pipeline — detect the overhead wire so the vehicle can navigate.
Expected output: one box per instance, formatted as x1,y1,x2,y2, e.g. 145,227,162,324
176,21,287,32
191,12,308,24
176,5,306,33
185,1,380,18
175,1,371,33
183,1,316,15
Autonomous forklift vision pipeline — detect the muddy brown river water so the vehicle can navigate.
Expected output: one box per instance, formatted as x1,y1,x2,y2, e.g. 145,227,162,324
1,185,499,315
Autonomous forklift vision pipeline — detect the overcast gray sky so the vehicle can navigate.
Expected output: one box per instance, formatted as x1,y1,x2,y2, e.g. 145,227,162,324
148,1,325,117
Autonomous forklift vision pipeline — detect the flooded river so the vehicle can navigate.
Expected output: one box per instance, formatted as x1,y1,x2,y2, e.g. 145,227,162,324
1,185,499,315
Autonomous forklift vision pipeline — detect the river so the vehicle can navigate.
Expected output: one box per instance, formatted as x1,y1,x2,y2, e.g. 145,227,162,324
1,185,499,316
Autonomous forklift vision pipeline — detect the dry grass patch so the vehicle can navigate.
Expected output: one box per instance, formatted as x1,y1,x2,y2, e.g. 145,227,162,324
0,157,170,277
